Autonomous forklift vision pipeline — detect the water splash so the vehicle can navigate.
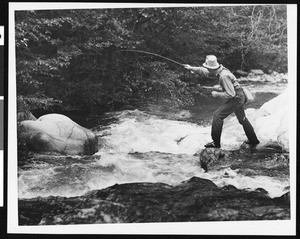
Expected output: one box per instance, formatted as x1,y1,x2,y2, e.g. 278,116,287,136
97,110,212,154
18,83,289,199
19,109,288,199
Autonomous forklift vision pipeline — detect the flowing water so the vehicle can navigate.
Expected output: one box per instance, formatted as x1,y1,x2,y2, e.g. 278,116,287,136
18,82,289,200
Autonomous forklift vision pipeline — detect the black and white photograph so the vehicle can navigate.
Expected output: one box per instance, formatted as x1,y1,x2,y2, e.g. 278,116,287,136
6,2,297,236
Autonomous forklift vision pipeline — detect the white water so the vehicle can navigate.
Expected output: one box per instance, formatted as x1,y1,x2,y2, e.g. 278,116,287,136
18,82,289,199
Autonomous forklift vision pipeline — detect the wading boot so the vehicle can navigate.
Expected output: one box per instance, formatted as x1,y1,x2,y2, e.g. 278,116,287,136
204,141,221,148
244,139,260,148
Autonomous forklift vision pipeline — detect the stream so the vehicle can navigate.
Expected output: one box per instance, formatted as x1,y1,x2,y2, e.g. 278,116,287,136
18,81,290,224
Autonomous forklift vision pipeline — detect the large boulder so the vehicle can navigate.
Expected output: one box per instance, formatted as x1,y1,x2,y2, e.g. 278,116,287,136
250,88,289,151
223,87,289,152
20,114,98,155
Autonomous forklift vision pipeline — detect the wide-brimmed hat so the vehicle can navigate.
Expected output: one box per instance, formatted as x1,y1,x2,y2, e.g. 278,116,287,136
203,55,220,69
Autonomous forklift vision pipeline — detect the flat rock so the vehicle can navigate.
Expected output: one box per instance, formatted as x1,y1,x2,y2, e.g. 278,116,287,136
199,146,289,178
250,69,264,75
234,69,248,77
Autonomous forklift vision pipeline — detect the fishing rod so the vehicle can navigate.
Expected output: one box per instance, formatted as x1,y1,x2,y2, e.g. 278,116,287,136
120,49,215,90
202,86,214,90
120,49,217,84
120,49,185,67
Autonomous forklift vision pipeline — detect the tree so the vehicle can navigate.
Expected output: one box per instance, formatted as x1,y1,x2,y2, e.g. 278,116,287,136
15,5,287,116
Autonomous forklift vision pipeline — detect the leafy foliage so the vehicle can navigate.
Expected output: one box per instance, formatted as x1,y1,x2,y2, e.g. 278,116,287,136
15,5,287,115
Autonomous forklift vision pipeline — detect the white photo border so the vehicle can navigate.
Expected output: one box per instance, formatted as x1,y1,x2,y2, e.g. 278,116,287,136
8,2,297,235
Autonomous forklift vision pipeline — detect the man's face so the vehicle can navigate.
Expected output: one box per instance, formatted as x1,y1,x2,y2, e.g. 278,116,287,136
207,68,218,76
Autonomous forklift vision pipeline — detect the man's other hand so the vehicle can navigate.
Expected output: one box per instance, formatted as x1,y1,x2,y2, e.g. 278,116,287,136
211,91,219,97
213,85,222,91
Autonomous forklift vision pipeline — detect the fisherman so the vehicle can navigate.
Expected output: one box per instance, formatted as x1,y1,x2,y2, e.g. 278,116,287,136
184,55,260,148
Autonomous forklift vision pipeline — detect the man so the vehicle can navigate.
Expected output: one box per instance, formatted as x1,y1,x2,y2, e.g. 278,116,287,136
184,55,260,148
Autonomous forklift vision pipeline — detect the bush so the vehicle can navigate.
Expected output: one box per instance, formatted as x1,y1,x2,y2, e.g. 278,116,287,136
15,6,287,113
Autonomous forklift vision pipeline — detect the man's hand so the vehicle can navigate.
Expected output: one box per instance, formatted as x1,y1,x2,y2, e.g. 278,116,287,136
184,64,193,70
213,85,222,91
211,91,219,98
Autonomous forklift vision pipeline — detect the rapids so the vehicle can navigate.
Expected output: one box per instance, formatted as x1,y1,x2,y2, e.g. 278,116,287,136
18,81,289,201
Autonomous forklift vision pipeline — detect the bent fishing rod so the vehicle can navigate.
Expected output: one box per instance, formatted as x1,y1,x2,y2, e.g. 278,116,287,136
120,49,208,76
120,49,185,67
120,49,215,89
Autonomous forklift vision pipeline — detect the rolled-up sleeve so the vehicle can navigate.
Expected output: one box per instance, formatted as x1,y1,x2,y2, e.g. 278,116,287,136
192,66,210,78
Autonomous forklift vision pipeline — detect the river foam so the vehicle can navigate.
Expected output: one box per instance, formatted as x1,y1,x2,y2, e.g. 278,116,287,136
18,84,290,199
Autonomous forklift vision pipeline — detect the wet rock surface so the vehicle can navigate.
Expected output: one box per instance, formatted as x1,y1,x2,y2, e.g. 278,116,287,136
18,176,290,225
199,144,289,179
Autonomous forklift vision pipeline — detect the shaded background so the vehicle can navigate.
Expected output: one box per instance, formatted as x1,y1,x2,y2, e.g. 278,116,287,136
15,5,287,119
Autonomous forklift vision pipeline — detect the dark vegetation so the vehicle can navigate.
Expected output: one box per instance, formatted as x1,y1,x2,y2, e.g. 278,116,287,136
16,5,287,116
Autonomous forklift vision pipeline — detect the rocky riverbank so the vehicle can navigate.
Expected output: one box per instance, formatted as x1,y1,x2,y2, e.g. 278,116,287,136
19,178,289,225
17,74,291,225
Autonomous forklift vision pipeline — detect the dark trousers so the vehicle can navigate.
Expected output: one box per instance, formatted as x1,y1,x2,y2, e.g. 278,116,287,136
211,89,259,145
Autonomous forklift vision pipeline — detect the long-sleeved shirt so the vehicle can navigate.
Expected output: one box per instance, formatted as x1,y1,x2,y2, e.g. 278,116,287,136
192,64,241,99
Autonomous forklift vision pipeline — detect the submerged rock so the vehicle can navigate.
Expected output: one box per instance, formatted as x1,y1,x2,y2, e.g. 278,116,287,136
18,176,290,225
234,69,248,77
19,114,98,155
198,148,228,172
250,69,264,75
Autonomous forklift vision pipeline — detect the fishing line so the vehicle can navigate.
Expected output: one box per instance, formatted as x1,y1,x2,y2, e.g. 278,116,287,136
120,49,185,67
